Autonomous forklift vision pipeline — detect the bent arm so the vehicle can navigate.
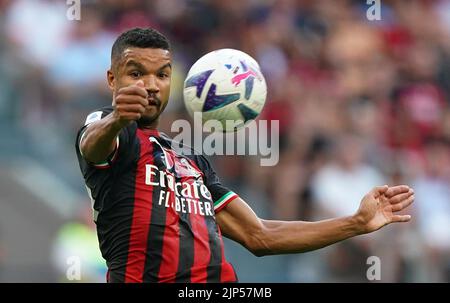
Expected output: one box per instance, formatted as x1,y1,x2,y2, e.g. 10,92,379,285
79,113,122,164
216,197,363,256
80,81,149,163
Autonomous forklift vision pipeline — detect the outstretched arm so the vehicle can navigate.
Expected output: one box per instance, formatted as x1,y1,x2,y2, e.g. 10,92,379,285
216,185,414,256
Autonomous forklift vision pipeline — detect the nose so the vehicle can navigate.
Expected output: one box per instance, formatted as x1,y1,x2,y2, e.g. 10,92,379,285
145,75,159,94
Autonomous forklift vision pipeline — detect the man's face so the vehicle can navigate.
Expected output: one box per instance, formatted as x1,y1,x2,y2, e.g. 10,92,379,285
108,47,172,126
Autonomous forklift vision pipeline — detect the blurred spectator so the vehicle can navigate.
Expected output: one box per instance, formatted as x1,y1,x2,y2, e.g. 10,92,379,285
412,139,450,282
5,0,72,68
48,4,114,89
51,207,107,283
311,134,386,218
308,134,386,281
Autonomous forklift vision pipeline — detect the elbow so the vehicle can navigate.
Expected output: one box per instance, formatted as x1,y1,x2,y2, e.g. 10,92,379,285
79,138,96,163
244,226,272,257
251,248,268,258
246,241,265,257
79,132,113,164
247,239,271,257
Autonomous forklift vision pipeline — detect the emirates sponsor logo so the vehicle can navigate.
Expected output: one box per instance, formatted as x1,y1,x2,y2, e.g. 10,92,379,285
145,164,214,216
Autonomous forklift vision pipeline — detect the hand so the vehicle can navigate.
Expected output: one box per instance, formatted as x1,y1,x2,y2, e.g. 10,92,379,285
112,80,149,127
354,185,414,234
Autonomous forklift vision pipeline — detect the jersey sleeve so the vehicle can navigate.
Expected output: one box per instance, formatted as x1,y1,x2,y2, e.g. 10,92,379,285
76,107,129,169
196,155,238,213
75,107,137,221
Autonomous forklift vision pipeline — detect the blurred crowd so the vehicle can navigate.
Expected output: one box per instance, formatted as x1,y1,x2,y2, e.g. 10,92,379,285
0,0,449,282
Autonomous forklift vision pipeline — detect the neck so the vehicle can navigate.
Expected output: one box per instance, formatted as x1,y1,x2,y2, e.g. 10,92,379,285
138,123,158,130
137,117,159,130
138,122,160,136
139,124,158,130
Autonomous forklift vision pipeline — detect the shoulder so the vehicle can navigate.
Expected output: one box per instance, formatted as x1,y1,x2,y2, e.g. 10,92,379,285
83,106,114,126
79,106,137,137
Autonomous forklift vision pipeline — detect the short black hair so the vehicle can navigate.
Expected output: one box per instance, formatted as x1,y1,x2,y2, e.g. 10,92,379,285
111,27,170,66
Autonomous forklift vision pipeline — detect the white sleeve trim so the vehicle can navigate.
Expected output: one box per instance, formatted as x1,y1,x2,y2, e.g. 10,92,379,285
79,127,120,167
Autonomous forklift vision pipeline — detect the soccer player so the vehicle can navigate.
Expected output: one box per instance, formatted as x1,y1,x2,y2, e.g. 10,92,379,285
75,28,414,283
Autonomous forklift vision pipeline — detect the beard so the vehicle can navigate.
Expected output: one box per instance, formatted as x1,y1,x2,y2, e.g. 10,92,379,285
136,101,168,128
137,111,160,127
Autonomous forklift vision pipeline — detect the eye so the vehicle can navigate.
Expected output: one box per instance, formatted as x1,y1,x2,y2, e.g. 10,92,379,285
158,72,169,79
129,70,142,78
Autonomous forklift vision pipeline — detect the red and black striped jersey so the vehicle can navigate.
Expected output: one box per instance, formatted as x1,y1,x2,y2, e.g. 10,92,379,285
75,106,238,283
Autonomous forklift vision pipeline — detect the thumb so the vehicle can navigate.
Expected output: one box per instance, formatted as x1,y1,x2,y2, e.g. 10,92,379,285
372,185,388,198
135,80,145,88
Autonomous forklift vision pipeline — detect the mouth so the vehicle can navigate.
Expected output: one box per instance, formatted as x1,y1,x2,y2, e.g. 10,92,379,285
147,97,161,108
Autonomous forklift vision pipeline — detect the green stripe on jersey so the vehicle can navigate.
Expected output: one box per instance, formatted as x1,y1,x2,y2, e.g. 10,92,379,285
214,191,235,210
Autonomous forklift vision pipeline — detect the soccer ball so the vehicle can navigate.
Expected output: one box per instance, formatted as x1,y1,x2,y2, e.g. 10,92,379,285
183,48,267,132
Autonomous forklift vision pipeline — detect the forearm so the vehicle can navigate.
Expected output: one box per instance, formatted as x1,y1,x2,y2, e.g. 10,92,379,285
80,114,123,163
253,216,365,256
218,186,414,257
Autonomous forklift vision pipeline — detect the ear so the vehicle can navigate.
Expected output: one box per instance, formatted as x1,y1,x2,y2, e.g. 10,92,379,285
107,69,115,91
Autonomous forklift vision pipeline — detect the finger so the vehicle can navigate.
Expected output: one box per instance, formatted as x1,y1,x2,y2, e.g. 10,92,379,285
391,214,412,223
113,112,141,121
119,85,148,98
371,185,388,198
389,189,414,204
385,185,410,198
391,195,414,212
136,80,145,88
115,104,146,114
118,85,148,98
116,95,149,107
